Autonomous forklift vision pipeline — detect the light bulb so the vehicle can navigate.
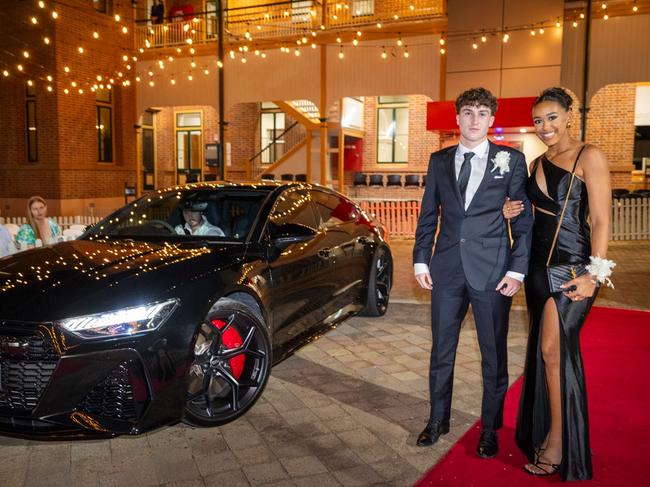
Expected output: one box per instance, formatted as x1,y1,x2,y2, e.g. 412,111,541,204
93,31,99,39
481,35,487,42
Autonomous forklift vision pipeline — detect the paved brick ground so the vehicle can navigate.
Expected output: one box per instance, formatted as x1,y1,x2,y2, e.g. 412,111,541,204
1,240,647,487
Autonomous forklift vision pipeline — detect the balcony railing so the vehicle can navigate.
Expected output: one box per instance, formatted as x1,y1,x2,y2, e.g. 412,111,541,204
135,0,444,50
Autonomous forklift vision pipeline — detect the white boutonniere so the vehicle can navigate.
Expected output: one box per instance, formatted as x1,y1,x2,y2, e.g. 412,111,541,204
490,151,511,176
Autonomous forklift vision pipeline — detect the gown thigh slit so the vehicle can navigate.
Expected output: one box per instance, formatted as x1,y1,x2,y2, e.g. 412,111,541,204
516,155,598,481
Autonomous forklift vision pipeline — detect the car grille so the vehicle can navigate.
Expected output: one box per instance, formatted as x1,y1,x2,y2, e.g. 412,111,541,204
0,334,60,412
77,361,141,422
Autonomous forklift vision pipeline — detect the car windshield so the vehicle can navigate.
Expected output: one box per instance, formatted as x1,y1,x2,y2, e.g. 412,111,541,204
86,188,271,241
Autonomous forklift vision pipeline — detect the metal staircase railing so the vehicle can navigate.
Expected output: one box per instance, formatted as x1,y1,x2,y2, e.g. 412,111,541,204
250,121,304,178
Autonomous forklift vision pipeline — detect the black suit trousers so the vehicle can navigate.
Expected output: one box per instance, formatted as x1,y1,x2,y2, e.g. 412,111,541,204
428,247,511,431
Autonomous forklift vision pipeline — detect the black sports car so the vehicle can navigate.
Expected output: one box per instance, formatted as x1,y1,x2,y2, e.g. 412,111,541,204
0,182,392,438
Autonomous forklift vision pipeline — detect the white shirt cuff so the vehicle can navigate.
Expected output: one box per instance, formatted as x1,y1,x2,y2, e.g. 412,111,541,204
506,271,525,282
414,263,430,276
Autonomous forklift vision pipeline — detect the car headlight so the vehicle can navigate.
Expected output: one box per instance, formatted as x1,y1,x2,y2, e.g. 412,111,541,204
57,299,178,339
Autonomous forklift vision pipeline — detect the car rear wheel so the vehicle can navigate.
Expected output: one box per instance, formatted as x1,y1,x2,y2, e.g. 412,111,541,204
362,246,392,317
184,298,271,427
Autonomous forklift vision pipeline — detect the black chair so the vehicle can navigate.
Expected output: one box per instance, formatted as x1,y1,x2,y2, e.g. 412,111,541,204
368,174,384,187
280,173,294,181
404,174,420,187
353,172,367,186
261,173,275,180
185,173,199,183
612,188,629,198
295,173,307,182
204,173,217,182
386,174,402,187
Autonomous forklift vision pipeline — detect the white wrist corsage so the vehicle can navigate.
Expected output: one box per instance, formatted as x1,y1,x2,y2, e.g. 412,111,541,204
490,151,511,176
585,255,616,289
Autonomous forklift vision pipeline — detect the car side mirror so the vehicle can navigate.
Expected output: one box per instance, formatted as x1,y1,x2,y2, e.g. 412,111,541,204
271,223,316,247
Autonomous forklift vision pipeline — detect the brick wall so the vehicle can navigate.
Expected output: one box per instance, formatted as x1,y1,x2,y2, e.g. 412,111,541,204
585,83,636,189
0,0,137,216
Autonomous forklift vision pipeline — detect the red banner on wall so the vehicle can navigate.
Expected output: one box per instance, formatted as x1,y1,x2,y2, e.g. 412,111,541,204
426,97,537,131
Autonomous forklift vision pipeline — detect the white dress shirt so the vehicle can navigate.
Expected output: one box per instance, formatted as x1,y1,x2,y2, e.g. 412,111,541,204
175,215,225,237
414,139,524,283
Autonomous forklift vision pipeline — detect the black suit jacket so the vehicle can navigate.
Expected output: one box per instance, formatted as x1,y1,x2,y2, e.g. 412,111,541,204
413,142,533,291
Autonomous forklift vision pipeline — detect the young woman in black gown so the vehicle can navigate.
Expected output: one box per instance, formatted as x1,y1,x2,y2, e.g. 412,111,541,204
504,87,614,480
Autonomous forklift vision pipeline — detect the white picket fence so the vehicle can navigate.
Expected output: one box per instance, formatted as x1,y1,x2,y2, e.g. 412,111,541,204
611,197,650,240
356,197,650,241
0,215,101,230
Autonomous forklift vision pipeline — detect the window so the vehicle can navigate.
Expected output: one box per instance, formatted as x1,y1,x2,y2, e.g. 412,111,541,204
175,111,202,184
260,106,285,164
93,0,109,14
269,189,318,232
311,190,358,228
96,88,113,162
25,85,37,162
377,97,409,163
142,110,156,191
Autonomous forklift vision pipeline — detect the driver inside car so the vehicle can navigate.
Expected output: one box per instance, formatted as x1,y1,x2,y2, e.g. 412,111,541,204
174,201,225,237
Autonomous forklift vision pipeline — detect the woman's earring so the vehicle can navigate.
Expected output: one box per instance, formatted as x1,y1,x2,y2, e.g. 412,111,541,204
567,120,572,128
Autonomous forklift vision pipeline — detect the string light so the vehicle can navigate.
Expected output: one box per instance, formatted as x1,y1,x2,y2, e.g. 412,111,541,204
17,64,24,72
93,31,99,39
47,85,52,92
352,38,358,46
51,11,58,19
64,88,69,94
122,26,128,34
376,22,382,28
580,12,585,19
633,1,638,12
217,60,223,68
338,46,344,59
114,14,120,22
381,46,387,59
2,70,9,77
397,34,403,46
556,18,561,28
481,35,487,43
539,27,544,34
573,20,578,27
38,1,45,8
472,40,478,49
503,32,510,42
601,2,607,9
604,14,609,20
403,46,409,58
27,80,33,87
78,46,84,54
46,75,52,82
530,29,536,36
64,66,70,73
440,47,446,54
43,36,50,44
23,51,30,58
440,38,445,46
30,17,38,25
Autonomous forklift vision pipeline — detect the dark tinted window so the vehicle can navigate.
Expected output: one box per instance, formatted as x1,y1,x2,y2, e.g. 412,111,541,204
311,190,359,228
269,189,318,232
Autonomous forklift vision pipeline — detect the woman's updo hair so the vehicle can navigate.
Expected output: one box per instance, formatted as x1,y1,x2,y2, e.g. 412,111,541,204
533,87,573,111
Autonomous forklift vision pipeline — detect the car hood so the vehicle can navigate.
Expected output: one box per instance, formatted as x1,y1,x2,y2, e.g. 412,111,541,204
0,239,242,322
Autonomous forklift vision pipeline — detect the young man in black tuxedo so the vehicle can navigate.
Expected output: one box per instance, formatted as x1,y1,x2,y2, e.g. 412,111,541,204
413,87,533,457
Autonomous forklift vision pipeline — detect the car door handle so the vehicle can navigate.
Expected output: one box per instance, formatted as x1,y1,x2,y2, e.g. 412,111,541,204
318,248,332,260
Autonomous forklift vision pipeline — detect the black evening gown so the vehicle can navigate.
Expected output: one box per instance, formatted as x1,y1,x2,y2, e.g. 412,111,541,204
515,154,598,481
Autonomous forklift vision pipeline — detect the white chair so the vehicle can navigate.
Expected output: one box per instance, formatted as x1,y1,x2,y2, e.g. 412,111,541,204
63,228,84,240
67,224,87,233
3,223,19,241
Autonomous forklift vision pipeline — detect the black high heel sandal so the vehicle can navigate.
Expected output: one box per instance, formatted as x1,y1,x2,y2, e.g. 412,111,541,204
524,458,560,477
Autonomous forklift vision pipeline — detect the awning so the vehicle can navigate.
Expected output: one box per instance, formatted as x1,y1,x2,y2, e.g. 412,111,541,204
426,97,537,131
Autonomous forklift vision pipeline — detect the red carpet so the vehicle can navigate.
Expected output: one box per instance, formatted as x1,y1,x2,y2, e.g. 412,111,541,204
415,307,650,486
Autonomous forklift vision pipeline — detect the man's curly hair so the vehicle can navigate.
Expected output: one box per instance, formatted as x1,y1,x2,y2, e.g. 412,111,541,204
455,87,498,115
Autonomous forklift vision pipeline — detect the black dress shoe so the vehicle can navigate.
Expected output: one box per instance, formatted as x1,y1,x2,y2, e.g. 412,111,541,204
416,419,450,447
476,430,498,458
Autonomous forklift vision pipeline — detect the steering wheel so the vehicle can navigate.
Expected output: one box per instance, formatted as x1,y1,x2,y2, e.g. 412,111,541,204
148,219,176,234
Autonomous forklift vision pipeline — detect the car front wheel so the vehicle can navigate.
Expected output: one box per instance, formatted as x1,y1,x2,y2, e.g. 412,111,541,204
184,298,271,427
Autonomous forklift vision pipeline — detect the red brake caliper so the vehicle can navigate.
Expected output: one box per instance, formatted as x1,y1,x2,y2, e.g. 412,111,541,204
211,319,245,379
